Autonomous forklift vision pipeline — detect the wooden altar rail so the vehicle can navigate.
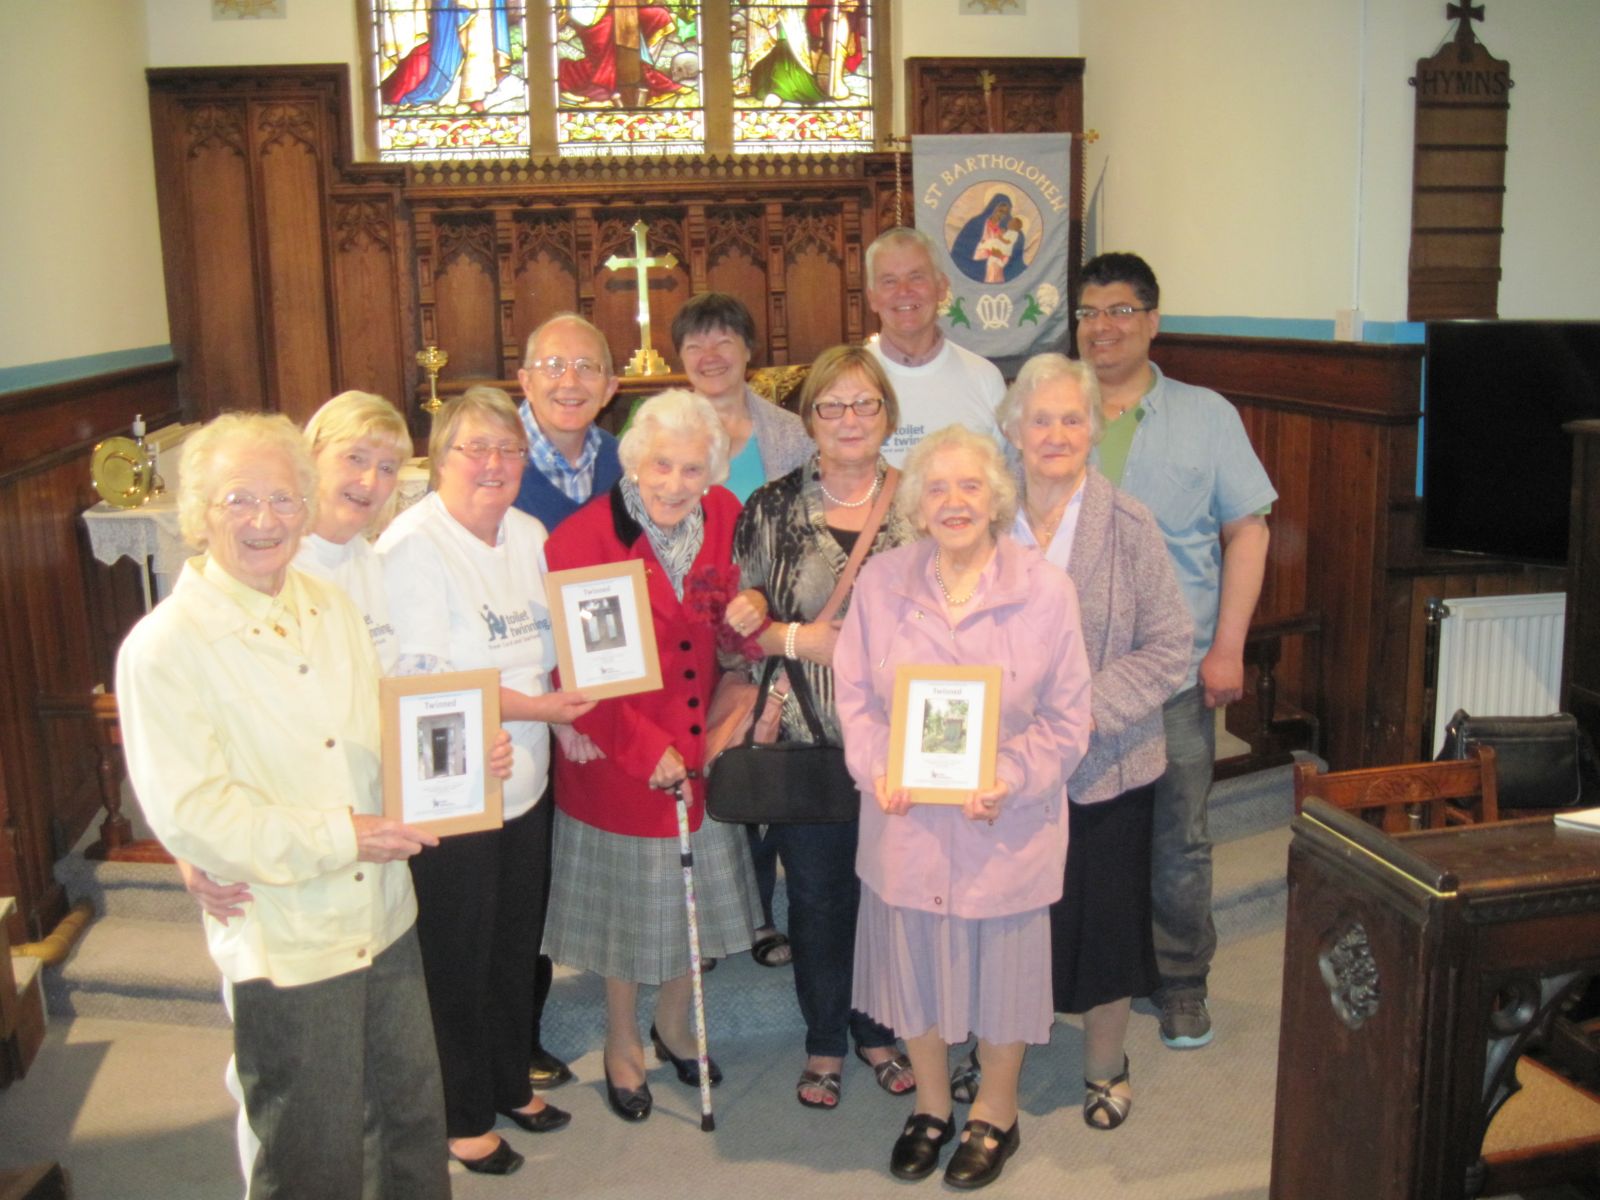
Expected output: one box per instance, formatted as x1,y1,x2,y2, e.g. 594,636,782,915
0,362,180,942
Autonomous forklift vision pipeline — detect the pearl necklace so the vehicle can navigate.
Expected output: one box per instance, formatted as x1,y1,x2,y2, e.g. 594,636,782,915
818,470,882,510
933,551,979,606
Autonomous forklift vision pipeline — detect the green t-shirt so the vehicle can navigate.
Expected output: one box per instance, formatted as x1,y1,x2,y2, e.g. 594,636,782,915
1095,404,1143,488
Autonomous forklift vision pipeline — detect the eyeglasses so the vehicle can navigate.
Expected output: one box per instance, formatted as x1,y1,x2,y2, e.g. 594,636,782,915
1072,304,1153,323
212,491,307,518
813,397,885,420
452,440,524,461
526,355,605,381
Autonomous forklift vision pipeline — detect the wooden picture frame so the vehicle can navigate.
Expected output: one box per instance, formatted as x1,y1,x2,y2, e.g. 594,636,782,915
887,664,1003,805
380,668,503,836
545,560,663,700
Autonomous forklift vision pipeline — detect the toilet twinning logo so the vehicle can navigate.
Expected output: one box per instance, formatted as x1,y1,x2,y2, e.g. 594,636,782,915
912,134,1074,359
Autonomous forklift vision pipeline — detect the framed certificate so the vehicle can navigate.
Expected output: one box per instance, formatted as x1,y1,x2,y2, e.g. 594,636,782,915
545,560,663,700
380,668,503,836
887,664,1003,805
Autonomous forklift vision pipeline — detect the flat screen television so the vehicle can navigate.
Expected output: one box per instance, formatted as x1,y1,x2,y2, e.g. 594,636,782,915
1423,320,1600,563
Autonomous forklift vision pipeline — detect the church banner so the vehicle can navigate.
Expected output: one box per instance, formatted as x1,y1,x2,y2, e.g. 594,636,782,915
912,134,1073,360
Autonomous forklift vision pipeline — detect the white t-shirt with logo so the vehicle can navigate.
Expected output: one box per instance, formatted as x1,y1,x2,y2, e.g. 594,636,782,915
294,533,400,675
869,337,1007,466
377,493,556,819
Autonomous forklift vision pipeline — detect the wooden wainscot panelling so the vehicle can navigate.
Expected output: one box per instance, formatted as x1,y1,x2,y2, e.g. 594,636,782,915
0,363,180,942
1151,334,1424,770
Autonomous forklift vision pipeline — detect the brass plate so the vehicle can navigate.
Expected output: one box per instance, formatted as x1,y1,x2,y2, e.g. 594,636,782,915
91,437,151,509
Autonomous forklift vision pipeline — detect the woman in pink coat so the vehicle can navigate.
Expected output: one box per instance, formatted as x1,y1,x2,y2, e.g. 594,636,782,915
833,424,1092,1189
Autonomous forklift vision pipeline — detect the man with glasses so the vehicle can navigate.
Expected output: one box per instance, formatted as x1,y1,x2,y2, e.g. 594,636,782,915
511,311,623,1089
513,312,624,531
863,227,1005,466
1075,252,1275,1052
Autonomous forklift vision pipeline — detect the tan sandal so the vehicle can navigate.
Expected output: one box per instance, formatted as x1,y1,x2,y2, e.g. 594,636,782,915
855,1045,917,1095
797,1068,842,1109
1083,1055,1132,1130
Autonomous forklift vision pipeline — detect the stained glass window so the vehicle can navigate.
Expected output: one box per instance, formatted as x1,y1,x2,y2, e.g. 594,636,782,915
374,1,532,160
367,0,877,160
730,2,873,153
553,2,706,157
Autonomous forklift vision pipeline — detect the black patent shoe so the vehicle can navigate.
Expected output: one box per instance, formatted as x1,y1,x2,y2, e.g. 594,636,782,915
528,1046,573,1089
451,1138,524,1175
943,1118,1020,1190
888,1112,954,1181
604,1068,653,1122
650,1024,723,1087
500,1101,571,1133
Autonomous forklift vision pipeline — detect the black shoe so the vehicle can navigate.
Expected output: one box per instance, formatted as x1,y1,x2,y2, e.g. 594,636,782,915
604,1067,652,1122
943,1118,1020,1190
528,1046,573,1089
889,1112,954,1181
451,1139,524,1175
650,1024,723,1087
500,1102,571,1133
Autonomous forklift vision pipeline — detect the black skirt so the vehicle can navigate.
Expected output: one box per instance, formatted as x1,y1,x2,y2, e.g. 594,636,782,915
1049,782,1161,1013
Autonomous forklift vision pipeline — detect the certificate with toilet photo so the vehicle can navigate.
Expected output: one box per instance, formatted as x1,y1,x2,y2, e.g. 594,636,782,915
545,560,663,700
381,669,503,836
887,665,1002,805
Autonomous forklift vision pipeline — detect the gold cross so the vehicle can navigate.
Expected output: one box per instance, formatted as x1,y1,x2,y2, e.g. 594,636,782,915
605,220,678,376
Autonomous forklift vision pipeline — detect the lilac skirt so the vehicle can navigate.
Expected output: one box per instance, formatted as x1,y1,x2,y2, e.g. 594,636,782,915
851,885,1054,1046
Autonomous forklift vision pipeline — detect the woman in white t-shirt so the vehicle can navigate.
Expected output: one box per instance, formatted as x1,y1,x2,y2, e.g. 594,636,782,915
377,387,596,1176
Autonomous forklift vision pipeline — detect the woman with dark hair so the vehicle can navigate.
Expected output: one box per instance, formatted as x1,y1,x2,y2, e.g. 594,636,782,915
672,290,813,968
950,192,1027,285
733,343,919,1109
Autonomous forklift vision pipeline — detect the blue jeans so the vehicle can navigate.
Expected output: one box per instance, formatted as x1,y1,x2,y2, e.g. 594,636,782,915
1151,686,1217,997
758,818,896,1058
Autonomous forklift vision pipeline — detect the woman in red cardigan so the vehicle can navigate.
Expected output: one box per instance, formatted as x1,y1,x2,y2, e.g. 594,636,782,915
542,389,762,1124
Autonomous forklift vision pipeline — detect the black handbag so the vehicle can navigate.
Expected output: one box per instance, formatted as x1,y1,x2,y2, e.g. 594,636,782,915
1436,709,1600,810
705,657,860,824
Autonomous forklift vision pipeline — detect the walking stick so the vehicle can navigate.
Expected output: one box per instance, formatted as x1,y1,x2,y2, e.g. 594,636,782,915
670,774,715,1132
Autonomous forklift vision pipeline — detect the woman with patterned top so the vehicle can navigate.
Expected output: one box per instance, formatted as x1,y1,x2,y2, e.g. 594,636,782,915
732,344,919,1109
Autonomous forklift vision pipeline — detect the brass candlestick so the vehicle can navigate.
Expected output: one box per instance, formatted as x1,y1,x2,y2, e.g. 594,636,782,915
416,344,449,415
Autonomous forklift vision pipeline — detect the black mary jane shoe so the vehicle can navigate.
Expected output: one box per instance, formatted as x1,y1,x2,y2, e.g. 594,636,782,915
451,1138,524,1175
650,1024,723,1087
888,1112,954,1181
528,1046,573,1089
500,1101,571,1133
943,1118,1021,1190
604,1068,653,1122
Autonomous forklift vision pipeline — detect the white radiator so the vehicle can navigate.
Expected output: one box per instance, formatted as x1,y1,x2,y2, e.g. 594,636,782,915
1430,593,1568,755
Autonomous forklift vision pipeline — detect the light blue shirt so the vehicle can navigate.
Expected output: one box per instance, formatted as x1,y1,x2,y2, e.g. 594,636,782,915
724,433,766,502
1093,363,1276,686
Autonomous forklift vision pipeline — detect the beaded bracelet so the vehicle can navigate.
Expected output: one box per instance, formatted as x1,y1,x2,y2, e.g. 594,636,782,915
784,621,801,660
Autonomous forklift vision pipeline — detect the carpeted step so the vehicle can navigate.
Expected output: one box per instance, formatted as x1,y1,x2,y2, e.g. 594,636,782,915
1208,755,1316,846
1213,824,1290,941
53,854,193,924
44,915,226,1028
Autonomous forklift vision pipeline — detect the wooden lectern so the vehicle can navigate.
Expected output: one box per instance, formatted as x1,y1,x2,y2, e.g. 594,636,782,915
1271,801,1600,1199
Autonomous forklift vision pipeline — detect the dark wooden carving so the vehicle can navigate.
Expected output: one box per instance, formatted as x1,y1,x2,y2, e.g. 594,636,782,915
1407,5,1512,319
0,363,181,943
1562,421,1600,750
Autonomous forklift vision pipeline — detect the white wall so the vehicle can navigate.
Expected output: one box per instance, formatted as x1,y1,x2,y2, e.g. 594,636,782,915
0,1,170,371
1081,0,1600,325
146,0,360,68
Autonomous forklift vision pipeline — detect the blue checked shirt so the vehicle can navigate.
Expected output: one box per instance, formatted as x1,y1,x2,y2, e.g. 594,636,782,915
520,400,602,504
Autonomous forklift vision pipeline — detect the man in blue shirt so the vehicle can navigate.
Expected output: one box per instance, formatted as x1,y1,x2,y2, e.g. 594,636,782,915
512,311,624,1087
1077,253,1276,1051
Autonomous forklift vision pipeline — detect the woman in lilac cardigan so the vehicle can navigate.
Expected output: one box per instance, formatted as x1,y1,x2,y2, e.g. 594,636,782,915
834,425,1092,1189
993,353,1192,1131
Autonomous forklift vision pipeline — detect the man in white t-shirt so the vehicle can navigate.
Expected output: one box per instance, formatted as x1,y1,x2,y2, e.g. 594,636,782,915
863,227,1006,466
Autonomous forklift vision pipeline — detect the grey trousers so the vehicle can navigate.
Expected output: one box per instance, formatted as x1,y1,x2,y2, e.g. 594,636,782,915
1150,685,1218,997
232,924,449,1200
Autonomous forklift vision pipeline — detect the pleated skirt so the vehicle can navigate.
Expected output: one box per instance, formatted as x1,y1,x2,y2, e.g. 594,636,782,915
1049,783,1161,1014
544,808,760,985
851,885,1054,1047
